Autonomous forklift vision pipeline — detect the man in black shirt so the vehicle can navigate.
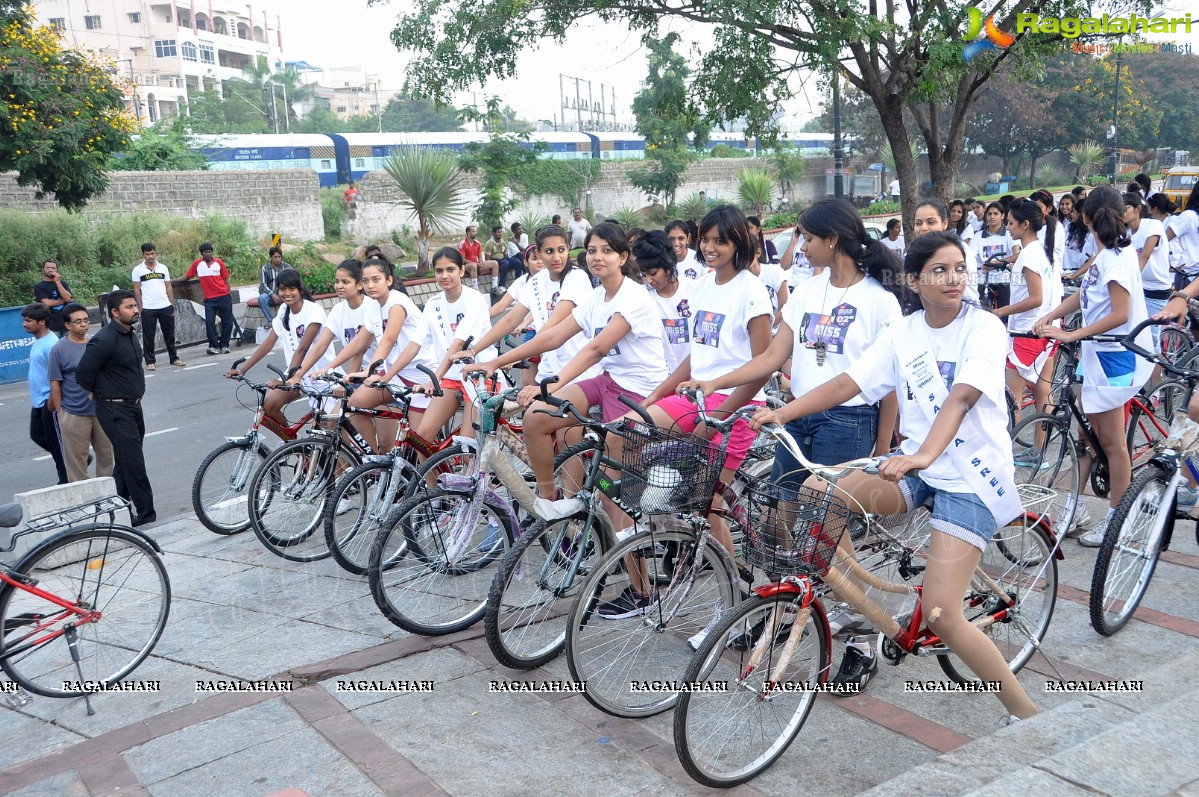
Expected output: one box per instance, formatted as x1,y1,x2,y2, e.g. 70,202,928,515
76,290,156,526
32,260,73,336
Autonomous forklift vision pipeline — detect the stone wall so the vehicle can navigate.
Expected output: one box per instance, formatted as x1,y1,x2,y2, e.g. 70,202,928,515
0,169,324,241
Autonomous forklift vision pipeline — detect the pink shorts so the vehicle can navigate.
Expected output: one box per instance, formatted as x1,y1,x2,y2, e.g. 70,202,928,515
577,372,646,423
652,393,763,472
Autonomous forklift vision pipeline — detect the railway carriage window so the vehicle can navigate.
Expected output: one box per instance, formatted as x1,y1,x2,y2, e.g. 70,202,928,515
320,160,332,170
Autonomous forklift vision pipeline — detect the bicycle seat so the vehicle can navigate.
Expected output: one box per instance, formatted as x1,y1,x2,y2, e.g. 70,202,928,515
0,503,22,529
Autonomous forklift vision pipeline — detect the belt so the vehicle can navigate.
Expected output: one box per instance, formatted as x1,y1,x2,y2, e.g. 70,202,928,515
97,397,142,405
1144,288,1173,300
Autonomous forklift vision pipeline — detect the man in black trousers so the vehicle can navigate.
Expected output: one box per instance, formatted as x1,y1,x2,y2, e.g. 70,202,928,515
76,290,156,526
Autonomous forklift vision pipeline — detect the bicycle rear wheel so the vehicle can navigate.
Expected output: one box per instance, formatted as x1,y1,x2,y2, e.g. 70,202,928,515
1126,381,1187,470
564,526,736,718
673,593,829,788
1089,464,1171,636
0,525,170,698
324,460,413,575
1011,413,1079,534
368,487,514,636
1160,326,1193,367
248,438,354,562
937,517,1057,683
191,440,267,535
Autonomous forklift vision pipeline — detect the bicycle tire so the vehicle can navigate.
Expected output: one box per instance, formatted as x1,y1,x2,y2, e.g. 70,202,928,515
368,487,515,636
0,525,170,698
1126,381,1187,471
672,593,830,788
1088,464,1170,636
1160,326,1193,368
248,437,356,562
406,443,473,500
324,459,413,575
564,525,736,718
1011,413,1079,534
191,440,267,535
937,517,1057,683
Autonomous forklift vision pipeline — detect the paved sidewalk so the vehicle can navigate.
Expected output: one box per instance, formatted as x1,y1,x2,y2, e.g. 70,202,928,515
0,498,1197,797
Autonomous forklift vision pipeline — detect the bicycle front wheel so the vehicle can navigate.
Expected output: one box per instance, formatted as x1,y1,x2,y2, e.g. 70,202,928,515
1089,464,1171,636
248,438,354,562
0,525,170,697
324,460,411,575
937,516,1057,683
368,487,514,636
1011,413,1079,534
565,525,736,718
1126,381,1187,471
673,593,830,788
191,440,266,535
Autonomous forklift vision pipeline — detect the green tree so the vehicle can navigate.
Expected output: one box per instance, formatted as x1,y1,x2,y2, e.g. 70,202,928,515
110,117,208,171
458,97,540,228
183,82,264,133
966,65,1066,185
0,0,135,210
379,95,463,132
629,32,708,209
295,106,349,134
386,0,1154,227
737,168,773,217
770,149,807,203
382,146,467,269
1123,52,1199,154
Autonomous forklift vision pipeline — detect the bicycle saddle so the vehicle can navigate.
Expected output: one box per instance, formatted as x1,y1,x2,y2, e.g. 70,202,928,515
0,503,22,529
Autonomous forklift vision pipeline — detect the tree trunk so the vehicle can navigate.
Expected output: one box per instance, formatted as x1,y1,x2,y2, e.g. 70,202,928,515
1029,153,1039,189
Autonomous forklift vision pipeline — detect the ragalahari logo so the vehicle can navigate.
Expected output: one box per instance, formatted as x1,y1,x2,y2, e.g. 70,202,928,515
962,7,1016,61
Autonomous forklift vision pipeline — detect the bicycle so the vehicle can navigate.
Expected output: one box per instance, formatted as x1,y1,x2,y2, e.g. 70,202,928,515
671,423,1061,787
0,497,170,716
1089,318,1199,635
563,391,763,719
191,359,316,535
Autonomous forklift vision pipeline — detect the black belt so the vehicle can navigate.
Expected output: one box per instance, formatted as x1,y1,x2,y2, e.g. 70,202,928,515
1144,288,1173,300
97,397,142,405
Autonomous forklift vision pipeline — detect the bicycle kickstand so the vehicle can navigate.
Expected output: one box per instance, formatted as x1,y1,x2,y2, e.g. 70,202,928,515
64,625,95,716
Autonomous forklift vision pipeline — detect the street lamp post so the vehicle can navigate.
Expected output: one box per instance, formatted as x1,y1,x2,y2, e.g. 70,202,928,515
1108,49,1122,185
832,64,845,198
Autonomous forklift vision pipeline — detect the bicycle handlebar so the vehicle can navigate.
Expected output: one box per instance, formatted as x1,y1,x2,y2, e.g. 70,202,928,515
680,388,760,434
1121,317,1199,381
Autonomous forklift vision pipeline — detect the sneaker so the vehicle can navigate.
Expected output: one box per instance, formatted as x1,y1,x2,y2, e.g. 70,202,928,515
1013,450,1048,469
221,347,231,354
1000,714,1022,727
1176,485,1199,509
146,363,156,371
830,644,877,694
687,607,722,651
1078,518,1109,548
335,496,355,516
171,359,187,367
1065,502,1091,536
827,607,869,636
533,495,584,521
596,586,654,619
206,347,220,355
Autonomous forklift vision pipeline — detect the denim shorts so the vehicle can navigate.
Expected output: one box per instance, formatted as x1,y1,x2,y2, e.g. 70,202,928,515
899,476,996,552
770,404,879,498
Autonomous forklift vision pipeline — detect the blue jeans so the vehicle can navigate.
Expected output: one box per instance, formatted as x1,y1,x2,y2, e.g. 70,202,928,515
258,292,279,324
769,403,880,498
497,257,524,288
204,294,234,349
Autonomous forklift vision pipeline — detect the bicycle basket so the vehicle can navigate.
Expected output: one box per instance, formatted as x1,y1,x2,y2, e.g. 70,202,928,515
618,420,726,514
743,480,851,577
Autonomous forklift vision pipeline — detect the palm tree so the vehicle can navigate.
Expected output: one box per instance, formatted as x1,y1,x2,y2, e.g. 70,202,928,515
737,168,774,217
1069,140,1105,181
382,146,467,269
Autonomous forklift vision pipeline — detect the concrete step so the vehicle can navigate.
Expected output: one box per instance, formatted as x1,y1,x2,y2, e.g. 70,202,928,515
860,649,1199,797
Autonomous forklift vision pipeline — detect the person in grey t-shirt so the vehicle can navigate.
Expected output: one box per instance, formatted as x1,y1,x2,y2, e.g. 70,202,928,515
47,303,114,482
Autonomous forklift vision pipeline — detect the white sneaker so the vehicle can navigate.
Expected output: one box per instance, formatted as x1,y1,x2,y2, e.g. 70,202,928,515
827,607,869,636
1078,518,1109,548
687,607,722,651
1067,503,1091,536
335,496,354,516
533,495,584,521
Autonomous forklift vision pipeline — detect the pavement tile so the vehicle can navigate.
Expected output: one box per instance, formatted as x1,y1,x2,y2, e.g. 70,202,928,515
0,769,88,797
963,767,1100,797
0,707,83,770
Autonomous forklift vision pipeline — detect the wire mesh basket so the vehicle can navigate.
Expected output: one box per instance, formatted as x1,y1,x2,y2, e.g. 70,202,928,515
743,480,852,577
618,420,726,514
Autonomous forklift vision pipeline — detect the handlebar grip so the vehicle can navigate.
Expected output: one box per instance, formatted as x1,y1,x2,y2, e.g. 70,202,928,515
266,362,285,379
618,394,655,426
461,336,474,351
1008,331,1041,339
464,368,488,380
539,375,562,406
233,356,248,370
367,359,384,376
284,365,301,381
416,363,443,396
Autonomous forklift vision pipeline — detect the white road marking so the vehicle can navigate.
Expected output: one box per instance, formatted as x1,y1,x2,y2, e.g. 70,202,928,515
146,427,179,437
33,455,50,461
184,362,218,370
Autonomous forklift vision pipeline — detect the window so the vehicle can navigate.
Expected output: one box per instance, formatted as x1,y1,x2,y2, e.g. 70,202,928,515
354,158,365,168
181,42,197,61
48,17,65,30
336,106,346,113
154,39,177,58
128,12,141,22
84,15,101,29
320,160,332,170
198,43,215,64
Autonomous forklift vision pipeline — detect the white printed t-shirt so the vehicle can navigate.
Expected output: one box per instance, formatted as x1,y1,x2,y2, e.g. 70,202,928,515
516,267,595,381
571,277,668,396
756,262,789,314
272,301,335,385
362,290,437,382
423,286,496,380
1170,209,1199,274
1007,239,1057,333
846,306,1011,493
648,278,695,374
677,251,709,284
783,272,901,407
131,261,172,310
1080,246,1145,353
1132,218,1171,292
689,269,773,401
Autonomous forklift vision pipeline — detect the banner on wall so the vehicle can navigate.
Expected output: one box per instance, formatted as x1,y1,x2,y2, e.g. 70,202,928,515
0,307,34,385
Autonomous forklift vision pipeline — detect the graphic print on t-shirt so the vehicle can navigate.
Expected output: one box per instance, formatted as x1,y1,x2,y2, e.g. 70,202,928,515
906,360,957,400
662,318,689,344
594,325,621,356
139,272,165,283
693,311,727,347
1080,263,1100,310
800,302,858,355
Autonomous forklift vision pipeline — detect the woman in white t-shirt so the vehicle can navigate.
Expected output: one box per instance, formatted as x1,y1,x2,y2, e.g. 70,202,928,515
1029,190,1065,270
915,198,979,304
636,231,696,374
1124,192,1172,348
477,223,668,520
974,202,1015,308
1165,183,1199,290
227,269,335,425
314,258,437,454
290,259,368,385
880,218,905,257
780,220,818,283
996,198,1058,426
665,219,709,283
1036,187,1149,546
410,247,498,443
751,230,1038,722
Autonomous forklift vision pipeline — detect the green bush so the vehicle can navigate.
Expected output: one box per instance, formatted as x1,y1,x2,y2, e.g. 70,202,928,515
762,212,797,230
320,187,346,240
864,200,902,215
710,144,751,158
1086,175,1111,187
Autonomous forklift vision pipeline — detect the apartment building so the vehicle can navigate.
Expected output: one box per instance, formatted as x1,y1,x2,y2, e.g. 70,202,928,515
294,65,400,122
33,0,284,125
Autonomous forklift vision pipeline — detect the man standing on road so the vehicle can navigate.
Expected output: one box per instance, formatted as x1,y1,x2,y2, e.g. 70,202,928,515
32,259,73,337
889,178,901,204
23,304,68,484
258,246,290,324
76,291,156,526
132,242,186,371
567,207,591,249
185,242,234,355
47,303,113,482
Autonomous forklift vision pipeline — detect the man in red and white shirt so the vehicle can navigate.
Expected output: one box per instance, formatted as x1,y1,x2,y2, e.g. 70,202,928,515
459,225,498,291
185,242,234,354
